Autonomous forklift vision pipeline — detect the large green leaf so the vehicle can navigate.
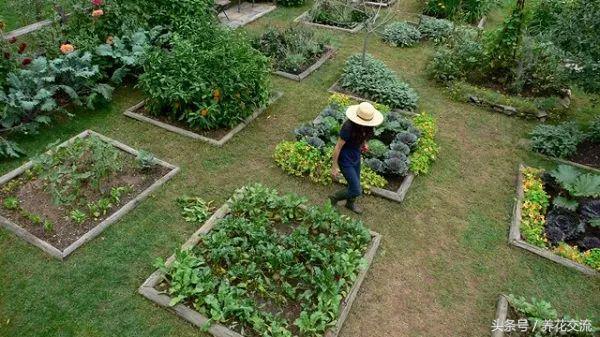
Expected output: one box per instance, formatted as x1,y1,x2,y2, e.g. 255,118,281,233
571,173,600,198
550,165,580,189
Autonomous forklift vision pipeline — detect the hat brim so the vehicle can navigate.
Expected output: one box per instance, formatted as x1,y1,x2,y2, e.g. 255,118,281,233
345,104,384,127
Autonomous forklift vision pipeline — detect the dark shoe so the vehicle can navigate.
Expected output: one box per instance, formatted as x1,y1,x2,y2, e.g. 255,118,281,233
345,199,363,214
329,190,349,206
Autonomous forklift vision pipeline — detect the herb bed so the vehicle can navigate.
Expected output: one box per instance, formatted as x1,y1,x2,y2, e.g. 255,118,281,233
273,46,336,82
509,164,600,276
0,130,179,260
139,184,381,337
293,11,365,34
123,92,283,147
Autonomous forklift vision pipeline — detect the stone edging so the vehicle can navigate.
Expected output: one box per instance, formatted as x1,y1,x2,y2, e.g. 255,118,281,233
492,295,509,337
293,11,365,33
509,163,600,277
327,80,418,116
273,46,336,81
139,201,382,337
364,0,397,8
0,130,180,260
123,92,283,147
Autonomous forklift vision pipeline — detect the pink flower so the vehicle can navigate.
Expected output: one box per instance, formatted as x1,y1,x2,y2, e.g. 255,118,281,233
22,58,32,66
92,9,104,17
91,0,103,5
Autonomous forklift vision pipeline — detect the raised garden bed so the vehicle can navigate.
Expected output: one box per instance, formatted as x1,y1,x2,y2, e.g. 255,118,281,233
123,92,283,147
492,295,597,336
274,95,439,204
0,130,179,260
139,184,381,337
293,11,365,34
509,164,600,277
274,46,336,82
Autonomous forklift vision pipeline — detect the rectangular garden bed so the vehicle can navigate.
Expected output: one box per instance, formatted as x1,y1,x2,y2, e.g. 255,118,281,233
293,11,365,34
328,80,418,116
0,130,179,260
273,46,336,82
509,164,599,277
139,185,381,337
123,92,283,147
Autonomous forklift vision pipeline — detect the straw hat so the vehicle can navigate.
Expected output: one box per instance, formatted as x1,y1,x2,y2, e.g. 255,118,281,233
345,102,384,127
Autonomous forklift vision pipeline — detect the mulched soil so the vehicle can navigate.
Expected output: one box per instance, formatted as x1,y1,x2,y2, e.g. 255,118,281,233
0,151,169,250
384,175,407,192
137,106,234,141
568,140,600,169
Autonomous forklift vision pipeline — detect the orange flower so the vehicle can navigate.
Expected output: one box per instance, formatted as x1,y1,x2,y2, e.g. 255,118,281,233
92,9,104,17
60,44,74,54
212,89,221,102
200,109,209,117
106,36,114,45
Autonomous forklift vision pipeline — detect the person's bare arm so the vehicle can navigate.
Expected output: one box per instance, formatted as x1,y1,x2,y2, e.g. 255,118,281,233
332,138,345,179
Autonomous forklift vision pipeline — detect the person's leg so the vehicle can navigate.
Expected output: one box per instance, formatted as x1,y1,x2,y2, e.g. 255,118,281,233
330,165,359,206
344,164,363,214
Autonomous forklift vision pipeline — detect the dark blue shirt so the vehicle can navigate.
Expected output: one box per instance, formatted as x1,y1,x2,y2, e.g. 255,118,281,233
338,121,361,167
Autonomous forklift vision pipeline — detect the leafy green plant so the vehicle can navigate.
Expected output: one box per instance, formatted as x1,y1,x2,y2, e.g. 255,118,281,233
138,31,271,130
550,165,600,198
277,0,307,7
70,209,88,225
136,150,156,170
308,0,368,29
530,122,585,158
176,196,214,223
418,16,454,43
506,294,558,327
520,167,549,248
43,219,54,232
587,116,600,142
381,21,421,48
409,113,439,175
253,26,328,74
339,54,419,110
3,196,19,210
424,0,493,23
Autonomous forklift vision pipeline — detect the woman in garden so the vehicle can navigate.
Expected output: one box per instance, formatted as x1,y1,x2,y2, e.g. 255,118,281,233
330,102,383,214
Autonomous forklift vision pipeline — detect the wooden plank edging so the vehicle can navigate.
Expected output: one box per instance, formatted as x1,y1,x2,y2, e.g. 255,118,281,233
273,46,336,81
139,199,381,337
123,92,283,147
364,0,397,7
509,163,600,277
293,11,365,33
0,130,179,260
492,295,509,337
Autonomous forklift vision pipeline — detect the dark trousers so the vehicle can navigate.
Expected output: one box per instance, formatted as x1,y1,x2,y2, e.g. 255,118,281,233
340,163,362,198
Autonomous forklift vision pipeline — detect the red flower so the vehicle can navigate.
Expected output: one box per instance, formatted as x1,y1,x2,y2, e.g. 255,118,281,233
91,0,103,5
8,37,17,44
21,58,32,66
18,43,27,54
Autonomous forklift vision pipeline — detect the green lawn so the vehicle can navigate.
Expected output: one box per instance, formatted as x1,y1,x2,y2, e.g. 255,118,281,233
0,1,599,337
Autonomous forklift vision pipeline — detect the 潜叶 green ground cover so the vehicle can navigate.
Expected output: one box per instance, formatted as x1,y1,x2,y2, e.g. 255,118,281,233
0,0,599,336
156,184,373,336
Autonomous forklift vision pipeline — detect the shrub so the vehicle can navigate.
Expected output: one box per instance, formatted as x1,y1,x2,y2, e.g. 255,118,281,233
308,0,368,29
253,26,328,74
529,122,585,158
277,0,306,6
427,29,485,83
382,22,421,48
138,32,271,130
418,16,454,43
587,116,600,142
339,54,419,110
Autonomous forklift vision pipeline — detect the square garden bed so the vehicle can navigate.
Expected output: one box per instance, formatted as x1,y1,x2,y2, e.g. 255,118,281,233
274,46,336,82
123,92,283,147
139,184,381,337
274,95,439,204
0,130,179,260
510,164,600,277
294,11,366,34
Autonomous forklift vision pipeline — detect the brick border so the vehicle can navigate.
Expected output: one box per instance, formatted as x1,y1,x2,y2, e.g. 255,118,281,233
0,130,180,260
139,200,382,337
273,46,336,81
509,164,599,277
123,92,283,147
293,11,365,34
328,80,418,116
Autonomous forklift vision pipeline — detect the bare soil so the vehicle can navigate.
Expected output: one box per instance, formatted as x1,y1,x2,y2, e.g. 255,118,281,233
568,140,600,169
0,151,169,250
